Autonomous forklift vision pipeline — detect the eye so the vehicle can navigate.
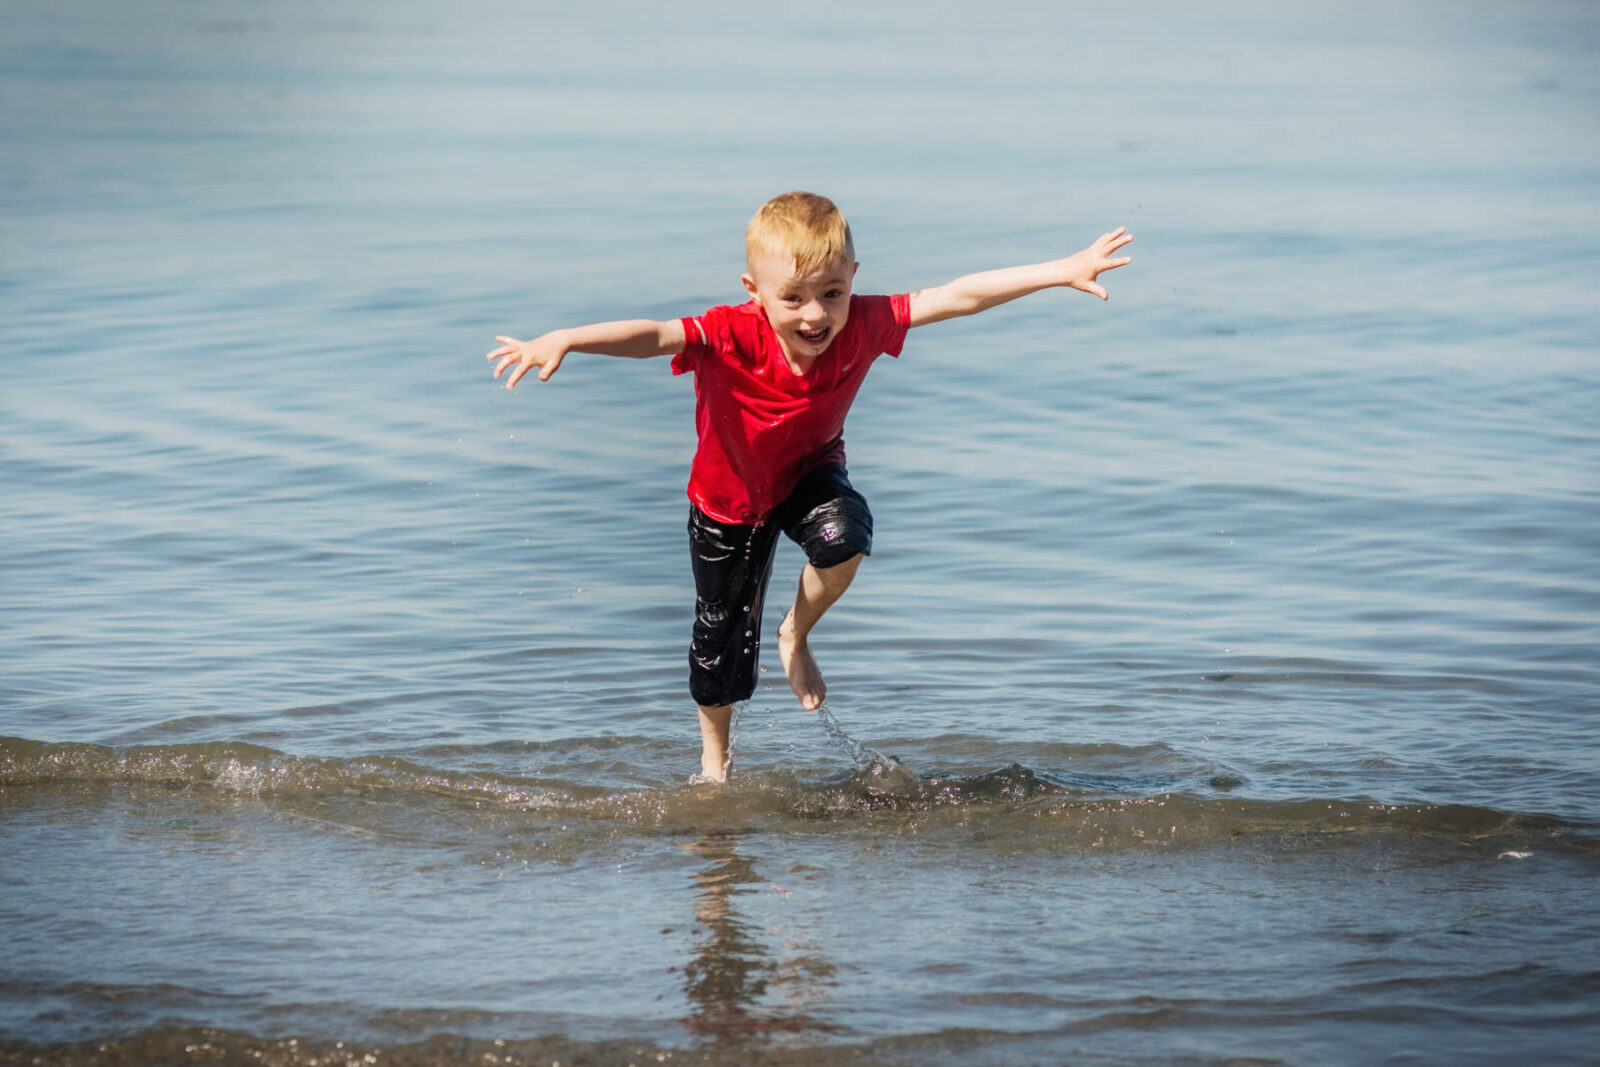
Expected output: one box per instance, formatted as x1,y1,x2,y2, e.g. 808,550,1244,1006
824,289,844,299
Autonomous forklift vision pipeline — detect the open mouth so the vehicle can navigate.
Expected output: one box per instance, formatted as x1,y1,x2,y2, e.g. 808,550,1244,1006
796,326,830,346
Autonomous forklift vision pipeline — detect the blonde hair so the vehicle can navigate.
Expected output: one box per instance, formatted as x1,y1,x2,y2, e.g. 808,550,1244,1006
745,191,854,276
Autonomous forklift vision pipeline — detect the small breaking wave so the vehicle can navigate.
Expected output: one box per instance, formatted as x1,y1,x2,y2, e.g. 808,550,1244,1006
2,734,1591,859
0,735,576,808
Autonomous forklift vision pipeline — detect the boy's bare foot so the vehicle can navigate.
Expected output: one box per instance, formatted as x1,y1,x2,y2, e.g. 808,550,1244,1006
697,747,728,783
778,613,827,710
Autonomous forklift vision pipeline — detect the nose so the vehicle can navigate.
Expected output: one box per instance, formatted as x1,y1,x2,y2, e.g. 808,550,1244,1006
800,299,826,322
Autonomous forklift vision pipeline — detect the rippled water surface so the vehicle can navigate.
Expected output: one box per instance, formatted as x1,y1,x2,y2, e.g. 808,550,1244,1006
3,1,1598,1063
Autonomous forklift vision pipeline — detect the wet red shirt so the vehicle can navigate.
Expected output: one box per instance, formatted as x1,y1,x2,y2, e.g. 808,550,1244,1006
671,293,911,524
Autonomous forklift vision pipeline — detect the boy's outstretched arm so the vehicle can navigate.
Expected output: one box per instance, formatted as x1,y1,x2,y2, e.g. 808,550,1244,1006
487,318,687,389
907,227,1132,328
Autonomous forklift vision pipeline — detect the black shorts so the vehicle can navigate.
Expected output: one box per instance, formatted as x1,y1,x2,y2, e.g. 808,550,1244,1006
687,463,873,707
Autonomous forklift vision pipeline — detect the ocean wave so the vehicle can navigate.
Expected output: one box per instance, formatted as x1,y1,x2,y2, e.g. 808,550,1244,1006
2,735,1590,858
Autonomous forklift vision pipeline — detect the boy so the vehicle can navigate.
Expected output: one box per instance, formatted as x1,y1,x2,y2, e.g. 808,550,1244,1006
487,192,1131,782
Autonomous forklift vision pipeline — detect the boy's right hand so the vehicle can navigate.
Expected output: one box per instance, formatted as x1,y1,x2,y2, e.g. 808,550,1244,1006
487,333,567,388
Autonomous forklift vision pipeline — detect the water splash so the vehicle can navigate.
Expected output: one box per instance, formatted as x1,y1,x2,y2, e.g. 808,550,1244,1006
813,705,918,792
813,704,885,769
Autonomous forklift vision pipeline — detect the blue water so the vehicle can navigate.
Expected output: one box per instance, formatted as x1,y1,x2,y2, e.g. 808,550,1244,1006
3,1,1598,1064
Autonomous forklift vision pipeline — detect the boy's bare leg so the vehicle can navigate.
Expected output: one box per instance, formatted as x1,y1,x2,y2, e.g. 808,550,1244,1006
777,553,863,711
698,703,733,781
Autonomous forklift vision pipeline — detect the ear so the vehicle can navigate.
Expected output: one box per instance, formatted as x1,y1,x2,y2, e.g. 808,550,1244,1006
850,261,860,280
741,272,760,302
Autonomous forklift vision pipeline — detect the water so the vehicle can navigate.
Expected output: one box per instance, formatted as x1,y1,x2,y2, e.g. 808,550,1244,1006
3,0,1598,1063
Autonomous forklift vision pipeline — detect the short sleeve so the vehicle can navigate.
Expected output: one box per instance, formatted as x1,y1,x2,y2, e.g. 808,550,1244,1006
859,293,912,358
670,315,708,376
890,292,911,329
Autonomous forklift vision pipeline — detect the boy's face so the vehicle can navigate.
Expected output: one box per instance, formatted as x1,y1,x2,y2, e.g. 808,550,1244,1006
742,248,859,362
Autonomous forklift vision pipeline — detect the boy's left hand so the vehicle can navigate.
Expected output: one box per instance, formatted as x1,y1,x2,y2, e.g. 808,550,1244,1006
1063,227,1134,301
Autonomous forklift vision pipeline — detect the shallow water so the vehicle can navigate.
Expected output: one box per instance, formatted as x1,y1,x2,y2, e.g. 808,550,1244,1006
3,0,1599,1064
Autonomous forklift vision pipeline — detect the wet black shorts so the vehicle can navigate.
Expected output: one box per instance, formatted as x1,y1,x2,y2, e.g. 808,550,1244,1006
687,463,873,708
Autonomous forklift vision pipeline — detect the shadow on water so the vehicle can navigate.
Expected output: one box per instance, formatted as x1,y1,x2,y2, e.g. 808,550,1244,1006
677,830,836,1047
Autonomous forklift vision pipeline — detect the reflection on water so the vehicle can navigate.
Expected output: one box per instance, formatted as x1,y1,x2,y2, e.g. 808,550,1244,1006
680,831,834,1045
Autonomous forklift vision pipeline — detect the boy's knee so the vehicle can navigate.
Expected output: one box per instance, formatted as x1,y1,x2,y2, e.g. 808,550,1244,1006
794,490,872,569
812,549,864,575
778,463,874,570
809,531,868,570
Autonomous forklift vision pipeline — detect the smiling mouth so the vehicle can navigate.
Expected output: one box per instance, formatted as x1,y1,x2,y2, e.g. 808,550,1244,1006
796,326,830,346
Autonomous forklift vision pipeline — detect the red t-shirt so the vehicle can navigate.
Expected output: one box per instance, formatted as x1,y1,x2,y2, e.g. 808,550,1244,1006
671,293,912,524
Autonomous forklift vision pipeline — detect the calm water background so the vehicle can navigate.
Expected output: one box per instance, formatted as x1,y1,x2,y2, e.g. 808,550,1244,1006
3,1,1598,1064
